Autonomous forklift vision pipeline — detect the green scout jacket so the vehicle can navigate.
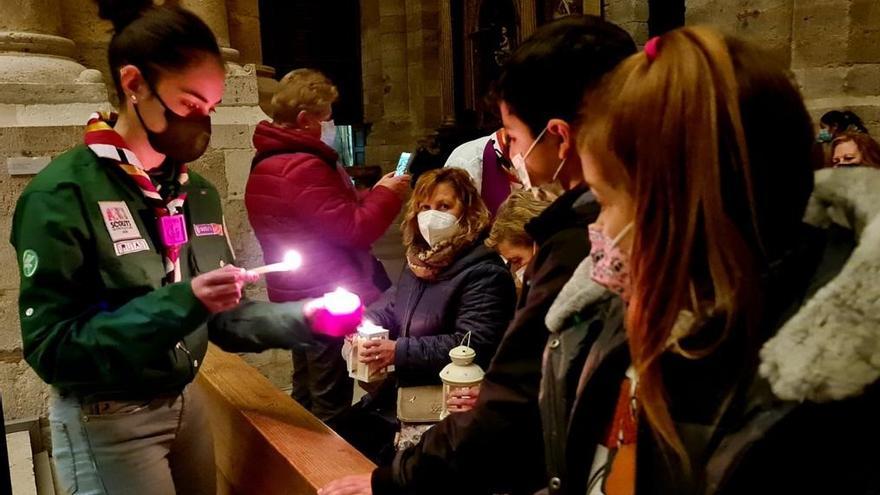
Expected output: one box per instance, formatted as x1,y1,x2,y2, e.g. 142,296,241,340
11,145,314,402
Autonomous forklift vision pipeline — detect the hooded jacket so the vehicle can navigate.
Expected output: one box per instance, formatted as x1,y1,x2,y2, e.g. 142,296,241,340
246,122,401,305
540,168,880,494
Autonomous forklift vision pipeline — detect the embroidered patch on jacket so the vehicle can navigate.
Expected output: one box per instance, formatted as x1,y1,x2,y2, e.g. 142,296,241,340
194,223,224,237
113,239,150,256
22,249,38,278
98,201,141,242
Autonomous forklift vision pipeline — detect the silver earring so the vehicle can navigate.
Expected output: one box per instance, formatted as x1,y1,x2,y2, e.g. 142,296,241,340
131,95,137,103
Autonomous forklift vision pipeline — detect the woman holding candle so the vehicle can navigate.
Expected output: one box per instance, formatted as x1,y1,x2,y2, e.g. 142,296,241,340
9,2,353,494
336,167,516,463
247,69,409,423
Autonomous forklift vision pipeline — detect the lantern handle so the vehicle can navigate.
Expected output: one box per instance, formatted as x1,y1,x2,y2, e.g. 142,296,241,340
460,331,472,349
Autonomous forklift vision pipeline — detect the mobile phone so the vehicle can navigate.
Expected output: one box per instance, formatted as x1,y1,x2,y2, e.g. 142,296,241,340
395,152,412,177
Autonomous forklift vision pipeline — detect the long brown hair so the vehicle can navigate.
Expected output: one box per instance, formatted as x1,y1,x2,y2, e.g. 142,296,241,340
402,168,490,249
579,27,816,466
831,132,880,168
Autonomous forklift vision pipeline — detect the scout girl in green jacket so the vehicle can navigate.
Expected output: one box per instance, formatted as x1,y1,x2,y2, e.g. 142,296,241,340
10,2,348,493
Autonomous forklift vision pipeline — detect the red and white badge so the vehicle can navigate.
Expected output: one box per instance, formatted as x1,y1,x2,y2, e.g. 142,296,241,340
98,201,142,242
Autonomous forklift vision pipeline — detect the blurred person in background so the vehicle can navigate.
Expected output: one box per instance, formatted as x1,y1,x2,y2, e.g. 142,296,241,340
831,131,880,168
246,69,409,423
485,191,551,291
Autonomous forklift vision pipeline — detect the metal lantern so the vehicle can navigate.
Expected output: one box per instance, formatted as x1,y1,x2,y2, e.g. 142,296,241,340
438,333,484,419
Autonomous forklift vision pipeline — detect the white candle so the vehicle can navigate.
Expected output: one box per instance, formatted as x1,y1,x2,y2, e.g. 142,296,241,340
251,250,303,275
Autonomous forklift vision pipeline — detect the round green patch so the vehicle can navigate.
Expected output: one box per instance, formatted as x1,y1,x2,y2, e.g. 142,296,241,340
22,250,38,278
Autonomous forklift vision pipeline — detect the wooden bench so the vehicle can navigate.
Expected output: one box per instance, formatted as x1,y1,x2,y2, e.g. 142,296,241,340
197,345,375,494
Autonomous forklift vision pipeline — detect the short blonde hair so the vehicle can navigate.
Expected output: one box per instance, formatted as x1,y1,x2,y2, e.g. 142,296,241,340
271,69,339,125
485,191,551,250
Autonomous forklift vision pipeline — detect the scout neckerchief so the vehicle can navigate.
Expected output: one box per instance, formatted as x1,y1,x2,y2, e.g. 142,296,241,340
84,112,189,284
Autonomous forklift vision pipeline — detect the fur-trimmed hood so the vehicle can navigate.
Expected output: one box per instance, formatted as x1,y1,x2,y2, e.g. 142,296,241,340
760,168,880,403
545,257,608,333
545,168,880,403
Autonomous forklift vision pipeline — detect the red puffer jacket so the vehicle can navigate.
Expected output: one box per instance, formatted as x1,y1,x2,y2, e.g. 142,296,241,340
246,121,401,305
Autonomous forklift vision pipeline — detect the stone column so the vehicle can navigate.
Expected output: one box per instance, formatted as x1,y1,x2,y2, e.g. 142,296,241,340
0,0,111,422
439,0,456,125
180,0,241,62
0,0,107,123
583,0,602,16
517,0,538,41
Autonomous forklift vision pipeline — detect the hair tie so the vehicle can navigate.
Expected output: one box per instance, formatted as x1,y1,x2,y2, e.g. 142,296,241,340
645,36,661,62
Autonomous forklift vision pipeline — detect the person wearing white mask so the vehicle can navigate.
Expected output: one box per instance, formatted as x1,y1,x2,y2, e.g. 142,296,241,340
332,167,516,464
247,68,410,424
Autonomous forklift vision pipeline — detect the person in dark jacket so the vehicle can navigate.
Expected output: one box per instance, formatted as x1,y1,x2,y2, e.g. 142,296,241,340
246,68,409,422
320,16,636,495
335,167,516,464
568,27,879,494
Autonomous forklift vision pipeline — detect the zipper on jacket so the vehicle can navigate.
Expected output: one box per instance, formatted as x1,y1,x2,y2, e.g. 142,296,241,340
544,334,565,486
401,280,426,338
176,340,196,379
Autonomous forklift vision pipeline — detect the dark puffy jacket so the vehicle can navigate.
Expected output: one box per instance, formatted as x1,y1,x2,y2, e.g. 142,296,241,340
371,187,598,494
245,122,401,305
366,240,516,386
540,168,880,495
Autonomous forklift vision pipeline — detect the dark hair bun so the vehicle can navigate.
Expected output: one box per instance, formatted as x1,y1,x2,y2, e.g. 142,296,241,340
96,0,154,32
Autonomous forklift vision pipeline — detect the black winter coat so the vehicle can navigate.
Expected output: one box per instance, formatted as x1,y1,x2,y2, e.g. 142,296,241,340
366,240,516,387
372,187,599,494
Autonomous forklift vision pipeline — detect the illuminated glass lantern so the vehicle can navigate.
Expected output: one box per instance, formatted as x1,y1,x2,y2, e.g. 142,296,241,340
348,320,390,383
438,334,484,419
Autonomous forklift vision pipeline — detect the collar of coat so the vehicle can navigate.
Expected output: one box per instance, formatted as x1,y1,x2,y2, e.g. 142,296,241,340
545,167,880,404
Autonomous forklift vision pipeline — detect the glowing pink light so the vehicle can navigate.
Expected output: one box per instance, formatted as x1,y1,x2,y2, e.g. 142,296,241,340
324,287,361,316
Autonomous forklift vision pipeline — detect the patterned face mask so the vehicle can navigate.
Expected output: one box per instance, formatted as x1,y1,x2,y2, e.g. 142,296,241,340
588,222,634,301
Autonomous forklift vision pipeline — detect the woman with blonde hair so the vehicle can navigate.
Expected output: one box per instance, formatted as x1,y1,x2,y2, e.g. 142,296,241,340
246,69,410,423
485,191,551,286
557,25,880,494
335,167,516,463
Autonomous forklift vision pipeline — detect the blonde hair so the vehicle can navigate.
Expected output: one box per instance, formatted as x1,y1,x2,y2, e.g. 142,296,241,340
271,69,339,125
402,168,490,249
485,191,550,250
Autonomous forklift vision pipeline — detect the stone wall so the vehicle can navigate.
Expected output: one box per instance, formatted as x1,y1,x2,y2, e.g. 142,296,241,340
686,0,880,134
0,0,293,422
360,0,445,169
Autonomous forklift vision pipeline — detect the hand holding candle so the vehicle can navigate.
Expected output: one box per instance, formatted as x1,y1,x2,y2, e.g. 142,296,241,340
251,250,303,275
305,287,365,338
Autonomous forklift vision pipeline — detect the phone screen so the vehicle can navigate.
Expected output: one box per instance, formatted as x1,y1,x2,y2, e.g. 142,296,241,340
395,152,412,177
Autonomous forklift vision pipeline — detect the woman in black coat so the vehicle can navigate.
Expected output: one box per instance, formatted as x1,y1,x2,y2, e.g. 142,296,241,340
335,168,516,463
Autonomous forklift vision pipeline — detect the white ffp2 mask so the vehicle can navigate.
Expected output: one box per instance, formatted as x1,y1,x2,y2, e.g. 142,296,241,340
417,210,460,247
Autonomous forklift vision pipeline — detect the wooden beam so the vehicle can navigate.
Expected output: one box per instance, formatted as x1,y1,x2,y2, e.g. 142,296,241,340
197,345,375,495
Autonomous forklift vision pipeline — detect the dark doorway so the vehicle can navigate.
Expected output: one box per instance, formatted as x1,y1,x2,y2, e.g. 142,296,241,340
648,0,686,37
258,0,363,124
472,0,518,129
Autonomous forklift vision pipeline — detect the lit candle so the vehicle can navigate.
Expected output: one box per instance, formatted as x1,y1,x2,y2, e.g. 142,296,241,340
251,250,303,275
324,287,362,316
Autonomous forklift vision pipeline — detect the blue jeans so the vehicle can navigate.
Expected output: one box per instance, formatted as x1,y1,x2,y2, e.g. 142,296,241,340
49,383,215,495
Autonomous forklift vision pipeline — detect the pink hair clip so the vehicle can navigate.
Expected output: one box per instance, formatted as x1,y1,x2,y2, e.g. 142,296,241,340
645,36,661,62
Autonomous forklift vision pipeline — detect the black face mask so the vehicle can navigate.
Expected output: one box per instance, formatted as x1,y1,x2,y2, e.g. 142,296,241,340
133,83,212,164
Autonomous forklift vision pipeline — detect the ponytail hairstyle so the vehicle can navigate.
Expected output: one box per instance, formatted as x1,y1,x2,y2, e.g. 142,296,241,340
96,0,223,102
820,110,869,135
578,27,816,470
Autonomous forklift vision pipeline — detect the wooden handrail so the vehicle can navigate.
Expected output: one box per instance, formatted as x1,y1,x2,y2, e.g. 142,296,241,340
197,345,375,494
